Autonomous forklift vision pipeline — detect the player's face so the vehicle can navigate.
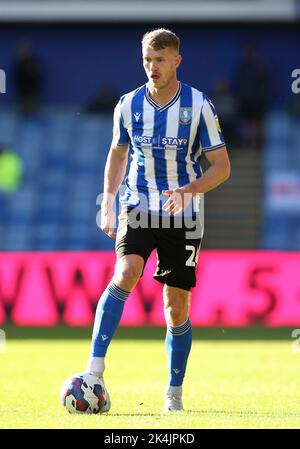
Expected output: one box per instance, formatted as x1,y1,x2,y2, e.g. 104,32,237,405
142,45,181,89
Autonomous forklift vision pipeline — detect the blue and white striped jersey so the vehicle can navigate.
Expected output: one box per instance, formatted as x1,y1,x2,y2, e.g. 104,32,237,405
112,82,225,213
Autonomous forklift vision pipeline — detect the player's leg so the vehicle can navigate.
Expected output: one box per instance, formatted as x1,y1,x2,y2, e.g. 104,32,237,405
87,206,151,376
87,254,144,377
153,217,202,412
86,207,156,411
85,254,144,412
163,285,192,412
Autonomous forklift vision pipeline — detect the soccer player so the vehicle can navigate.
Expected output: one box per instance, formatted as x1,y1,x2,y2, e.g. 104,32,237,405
86,28,230,412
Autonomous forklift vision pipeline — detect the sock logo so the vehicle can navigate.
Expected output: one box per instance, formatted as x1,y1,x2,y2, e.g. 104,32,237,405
101,334,109,341
173,369,181,375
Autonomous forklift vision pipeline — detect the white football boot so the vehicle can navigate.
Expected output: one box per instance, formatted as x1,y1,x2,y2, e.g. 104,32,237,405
164,386,184,412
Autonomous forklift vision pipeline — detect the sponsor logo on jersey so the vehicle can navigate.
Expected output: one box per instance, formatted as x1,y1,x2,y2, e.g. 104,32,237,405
161,137,188,146
134,135,187,148
134,135,153,145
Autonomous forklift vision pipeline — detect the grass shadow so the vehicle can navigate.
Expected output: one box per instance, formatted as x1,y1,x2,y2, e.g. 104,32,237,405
1,325,297,340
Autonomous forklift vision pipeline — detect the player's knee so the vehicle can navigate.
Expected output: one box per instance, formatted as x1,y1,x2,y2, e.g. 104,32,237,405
113,263,142,290
164,303,187,326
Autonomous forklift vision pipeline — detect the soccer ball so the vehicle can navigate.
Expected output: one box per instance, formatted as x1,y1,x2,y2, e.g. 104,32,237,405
61,372,107,414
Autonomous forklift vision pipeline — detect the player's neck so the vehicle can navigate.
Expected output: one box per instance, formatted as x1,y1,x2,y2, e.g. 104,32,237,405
148,79,179,107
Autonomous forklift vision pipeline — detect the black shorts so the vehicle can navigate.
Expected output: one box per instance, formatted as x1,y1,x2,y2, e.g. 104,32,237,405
115,207,202,291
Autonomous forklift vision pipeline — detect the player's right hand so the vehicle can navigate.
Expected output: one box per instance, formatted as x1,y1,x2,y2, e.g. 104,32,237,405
101,208,117,239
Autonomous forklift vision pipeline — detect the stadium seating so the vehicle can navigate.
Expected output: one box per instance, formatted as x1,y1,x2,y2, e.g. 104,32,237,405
0,110,115,250
262,110,300,250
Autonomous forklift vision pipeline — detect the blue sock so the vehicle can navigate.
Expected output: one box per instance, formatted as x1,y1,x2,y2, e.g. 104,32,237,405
90,282,130,357
165,319,192,387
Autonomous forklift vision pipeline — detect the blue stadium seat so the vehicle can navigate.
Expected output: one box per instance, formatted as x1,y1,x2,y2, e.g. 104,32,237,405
0,110,113,250
263,110,300,250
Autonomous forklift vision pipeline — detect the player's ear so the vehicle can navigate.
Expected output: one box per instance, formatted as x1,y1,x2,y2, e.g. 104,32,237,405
175,54,182,69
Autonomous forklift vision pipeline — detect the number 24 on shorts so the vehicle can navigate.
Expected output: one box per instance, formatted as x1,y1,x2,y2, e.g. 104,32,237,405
185,245,200,267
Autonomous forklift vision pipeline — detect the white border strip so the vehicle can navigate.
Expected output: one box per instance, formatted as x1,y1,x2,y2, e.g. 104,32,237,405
0,1,296,22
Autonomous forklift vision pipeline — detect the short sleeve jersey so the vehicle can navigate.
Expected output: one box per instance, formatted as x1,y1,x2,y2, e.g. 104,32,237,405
112,82,225,213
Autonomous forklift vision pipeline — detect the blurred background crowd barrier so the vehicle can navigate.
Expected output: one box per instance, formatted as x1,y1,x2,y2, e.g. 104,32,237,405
0,251,299,327
0,0,299,326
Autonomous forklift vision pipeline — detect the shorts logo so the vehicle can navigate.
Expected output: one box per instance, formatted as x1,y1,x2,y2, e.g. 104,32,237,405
179,107,192,125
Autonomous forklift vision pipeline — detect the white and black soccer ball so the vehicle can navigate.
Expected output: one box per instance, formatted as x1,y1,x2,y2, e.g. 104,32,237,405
61,373,107,414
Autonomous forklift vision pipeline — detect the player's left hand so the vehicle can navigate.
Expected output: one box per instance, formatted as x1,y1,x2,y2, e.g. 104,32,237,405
162,187,192,216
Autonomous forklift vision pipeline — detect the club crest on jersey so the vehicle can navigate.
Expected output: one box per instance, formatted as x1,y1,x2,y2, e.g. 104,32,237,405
179,107,192,125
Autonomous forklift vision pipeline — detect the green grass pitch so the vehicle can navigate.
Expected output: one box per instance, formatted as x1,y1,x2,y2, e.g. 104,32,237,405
1,326,300,429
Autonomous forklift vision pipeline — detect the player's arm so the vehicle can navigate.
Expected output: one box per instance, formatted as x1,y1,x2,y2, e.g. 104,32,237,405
184,145,231,194
163,95,230,215
101,99,130,238
163,146,230,215
102,143,129,208
186,95,231,193
101,144,129,238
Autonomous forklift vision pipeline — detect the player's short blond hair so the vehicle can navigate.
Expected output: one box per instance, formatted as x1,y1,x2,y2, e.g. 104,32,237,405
142,28,180,53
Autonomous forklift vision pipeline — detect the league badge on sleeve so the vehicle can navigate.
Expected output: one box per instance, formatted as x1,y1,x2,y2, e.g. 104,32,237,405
179,107,192,125
215,117,221,133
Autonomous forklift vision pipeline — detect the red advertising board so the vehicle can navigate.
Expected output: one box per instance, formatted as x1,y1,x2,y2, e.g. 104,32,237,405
0,250,299,326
